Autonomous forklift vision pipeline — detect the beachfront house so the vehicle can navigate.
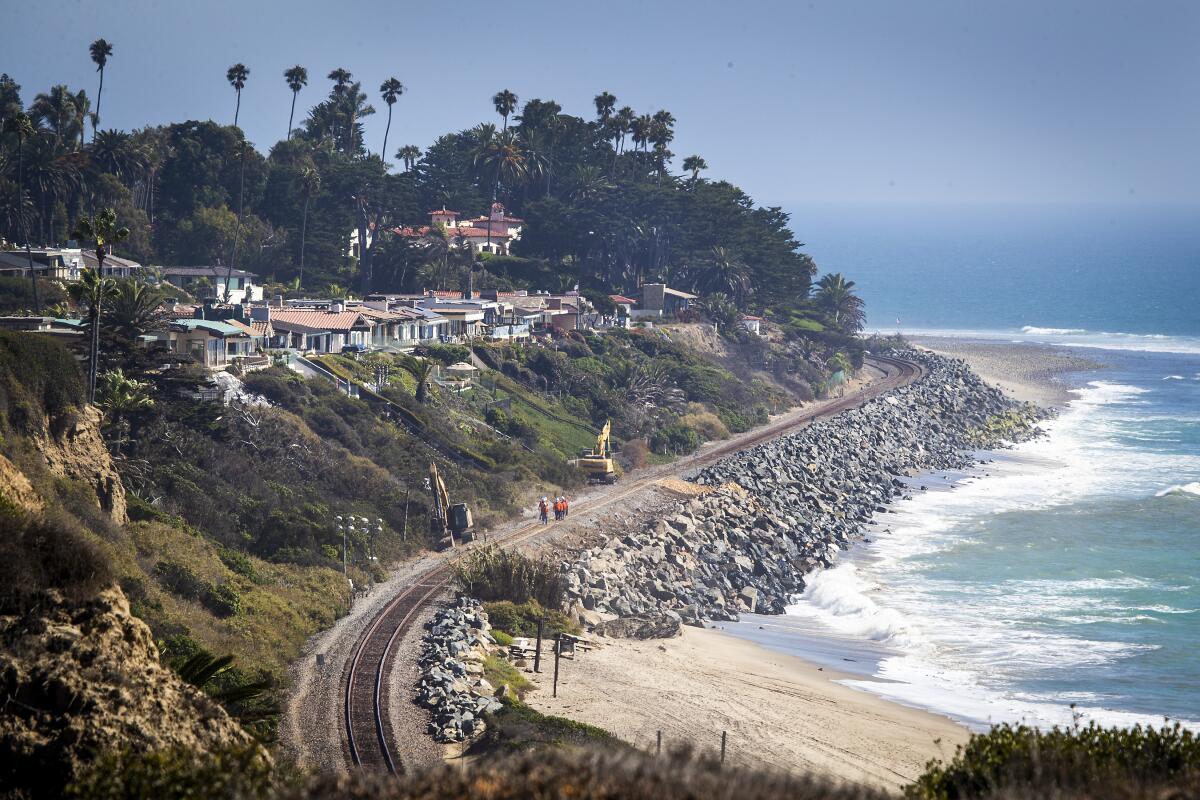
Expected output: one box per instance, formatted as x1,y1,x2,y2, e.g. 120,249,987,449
266,303,373,352
161,318,254,370
634,283,697,318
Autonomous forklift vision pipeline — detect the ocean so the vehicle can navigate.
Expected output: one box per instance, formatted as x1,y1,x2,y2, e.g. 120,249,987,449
728,204,1200,730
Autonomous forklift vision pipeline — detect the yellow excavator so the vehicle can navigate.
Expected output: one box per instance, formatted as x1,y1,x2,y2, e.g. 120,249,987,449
578,420,618,484
428,462,473,549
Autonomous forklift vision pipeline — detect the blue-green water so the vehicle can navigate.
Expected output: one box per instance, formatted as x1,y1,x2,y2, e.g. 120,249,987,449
740,206,1200,729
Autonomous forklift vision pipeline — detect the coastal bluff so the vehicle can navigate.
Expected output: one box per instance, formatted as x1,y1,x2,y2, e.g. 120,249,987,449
560,350,1044,624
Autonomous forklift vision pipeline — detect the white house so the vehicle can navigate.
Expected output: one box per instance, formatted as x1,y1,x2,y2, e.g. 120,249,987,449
157,266,263,304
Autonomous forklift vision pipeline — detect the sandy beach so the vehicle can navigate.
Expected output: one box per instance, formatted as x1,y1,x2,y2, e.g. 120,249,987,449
909,336,1098,406
523,626,967,791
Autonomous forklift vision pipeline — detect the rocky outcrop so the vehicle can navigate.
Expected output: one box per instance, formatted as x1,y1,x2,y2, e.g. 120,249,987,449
560,350,1047,625
593,613,682,640
416,599,504,743
31,404,126,525
0,587,256,795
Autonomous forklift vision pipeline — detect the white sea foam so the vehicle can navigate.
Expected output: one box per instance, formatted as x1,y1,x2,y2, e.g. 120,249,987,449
897,326,1200,355
1156,482,1200,497
1164,375,1186,380
783,370,1200,731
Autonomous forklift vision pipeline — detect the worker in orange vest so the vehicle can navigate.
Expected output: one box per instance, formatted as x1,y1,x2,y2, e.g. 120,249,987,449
538,497,549,525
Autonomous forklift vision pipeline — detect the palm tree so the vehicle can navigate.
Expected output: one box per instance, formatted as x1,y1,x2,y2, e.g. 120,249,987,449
68,264,122,404
72,89,90,150
395,144,421,172
493,89,518,131
631,114,653,152
297,165,321,288
3,113,39,311
414,360,434,403
815,273,866,334
89,38,112,142
284,65,307,140
106,278,164,340
326,68,351,146
226,63,249,127
697,246,751,305
379,77,404,162
89,129,145,181
614,106,635,153
697,292,740,335
30,86,79,146
682,155,708,182
594,91,616,125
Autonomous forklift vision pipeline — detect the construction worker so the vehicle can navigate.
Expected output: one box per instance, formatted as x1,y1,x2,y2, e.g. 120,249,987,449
554,496,565,521
563,495,570,517
538,497,549,525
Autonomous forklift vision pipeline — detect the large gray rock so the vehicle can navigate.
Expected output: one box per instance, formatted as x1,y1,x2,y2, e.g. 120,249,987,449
593,612,683,640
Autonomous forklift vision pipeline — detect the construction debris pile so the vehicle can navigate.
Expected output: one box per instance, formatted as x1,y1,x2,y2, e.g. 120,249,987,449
416,598,504,743
561,349,1046,624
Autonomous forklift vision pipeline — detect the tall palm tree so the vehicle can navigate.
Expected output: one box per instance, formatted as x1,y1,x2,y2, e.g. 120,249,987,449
493,89,518,131
297,165,321,288
226,63,249,127
284,65,307,140
594,91,616,125
3,113,39,311
72,89,90,150
631,114,653,153
698,246,751,305
614,106,635,153
682,155,708,182
379,77,404,162
815,272,866,334
395,144,421,172
89,38,112,142
326,68,351,147
72,207,128,402
106,278,164,340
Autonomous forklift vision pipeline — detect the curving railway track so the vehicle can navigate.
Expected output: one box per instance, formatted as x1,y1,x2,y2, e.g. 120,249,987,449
342,354,924,774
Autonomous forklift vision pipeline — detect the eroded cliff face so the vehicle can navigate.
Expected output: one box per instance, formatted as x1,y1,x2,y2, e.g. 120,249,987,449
31,404,126,525
0,587,257,795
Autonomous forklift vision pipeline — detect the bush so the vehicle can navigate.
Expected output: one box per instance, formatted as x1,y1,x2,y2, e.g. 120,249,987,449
0,506,114,613
203,583,242,617
155,561,206,600
619,438,649,470
650,424,701,455
218,547,258,581
454,547,566,608
66,743,273,800
491,629,514,646
418,343,470,365
483,600,580,639
0,276,67,314
677,409,729,441
907,721,1200,800
0,329,85,435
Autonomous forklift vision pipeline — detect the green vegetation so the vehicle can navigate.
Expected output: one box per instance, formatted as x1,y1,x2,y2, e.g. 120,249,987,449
67,743,274,800
0,328,85,434
454,547,565,608
907,721,1200,800
483,600,580,639
477,696,618,754
482,654,532,698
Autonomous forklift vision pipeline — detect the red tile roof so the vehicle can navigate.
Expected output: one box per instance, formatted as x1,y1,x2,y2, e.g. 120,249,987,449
269,309,369,333
609,294,636,304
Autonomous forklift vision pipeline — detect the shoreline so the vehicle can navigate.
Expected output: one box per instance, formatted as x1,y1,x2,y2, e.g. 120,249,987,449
908,335,1101,406
526,343,1088,787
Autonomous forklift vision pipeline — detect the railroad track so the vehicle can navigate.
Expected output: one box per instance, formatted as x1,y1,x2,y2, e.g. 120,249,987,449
342,354,924,774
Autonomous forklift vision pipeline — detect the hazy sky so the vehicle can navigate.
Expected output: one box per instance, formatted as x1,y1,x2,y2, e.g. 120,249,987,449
7,0,1199,207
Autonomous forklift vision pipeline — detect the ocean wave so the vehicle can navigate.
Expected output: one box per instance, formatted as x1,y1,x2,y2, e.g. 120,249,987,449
786,565,912,644
1155,482,1200,498
1022,326,1088,335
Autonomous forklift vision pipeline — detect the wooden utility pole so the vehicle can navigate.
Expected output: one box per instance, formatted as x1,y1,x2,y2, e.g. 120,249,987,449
533,617,544,673
552,633,562,697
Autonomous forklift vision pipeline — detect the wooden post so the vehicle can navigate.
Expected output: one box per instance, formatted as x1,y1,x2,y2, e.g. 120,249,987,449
552,633,562,698
401,491,410,542
721,730,727,763
656,730,662,756
533,617,544,673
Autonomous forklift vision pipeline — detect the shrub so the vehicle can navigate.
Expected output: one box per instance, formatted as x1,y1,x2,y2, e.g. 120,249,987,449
650,424,701,455
0,276,67,313
0,506,114,613
218,547,258,581
491,630,514,646
66,743,273,800
454,547,566,608
418,343,470,365
203,583,242,617
619,438,649,470
677,409,729,441
907,721,1200,800
0,329,85,435
483,600,580,639
155,560,206,600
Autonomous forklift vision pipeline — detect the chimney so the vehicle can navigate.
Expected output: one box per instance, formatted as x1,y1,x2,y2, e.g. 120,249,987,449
330,299,345,314
272,294,285,308
250,304,271,322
